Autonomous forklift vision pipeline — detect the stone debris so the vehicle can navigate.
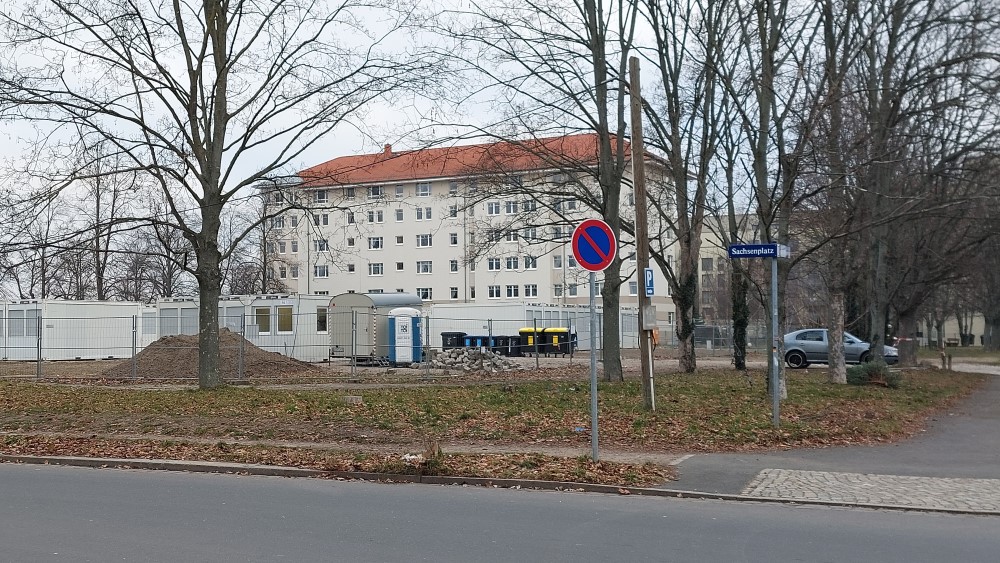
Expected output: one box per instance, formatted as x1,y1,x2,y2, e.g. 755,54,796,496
429,347,522,372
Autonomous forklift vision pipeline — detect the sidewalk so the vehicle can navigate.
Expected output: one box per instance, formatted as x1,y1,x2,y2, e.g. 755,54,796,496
669,365,1000,512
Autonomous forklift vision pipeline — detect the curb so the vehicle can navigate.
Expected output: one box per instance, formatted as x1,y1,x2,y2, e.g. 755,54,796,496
3,454,998,517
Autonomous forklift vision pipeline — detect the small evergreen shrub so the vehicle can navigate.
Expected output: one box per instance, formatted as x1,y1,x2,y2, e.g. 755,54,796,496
846,361,902,388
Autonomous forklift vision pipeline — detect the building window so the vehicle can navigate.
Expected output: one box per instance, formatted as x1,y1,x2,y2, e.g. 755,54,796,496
505,256,519,270
505,201,518,214
395,185,404,199
313,213,328,226
314,265,329,278
449,205,458,217
271,216,284,229
702,257,714,272
449,181,459,196
524,284,538,298
369,263,384,276
566,198,577,211
505,231,518,242
417,260,433,274
469,260,476,271
506,285,519,297
347,237,355,247
470,286,476,298
278,241,286,254
522,199,537,212
553,284,563,297
368,210,384,223
316,307,328,333
450,287,459,299
291,241,298,253
290,215,298,228
347,264,356,272
315,239,329,252
395,262,404,271
448,259,459,272
415,207,432,221
346,211,355,224
368,288,384,294
395,208,404,222
254,307,271,334
290,265,299,278
368,186,384,199
268,241,276,254
449,233,458,245
416,287,432,300
396,235,404,245
551,226,565,240
522,227,536,241
488,257,501,271
368,237,383,250
568,255,578,269
524,255,537,270
314,190,328,203
417,234,433,247
486,201,500,215
276,306,293,333
416,182,431,197
344,187,355,199
593,281,604,295
488,285,501,298
629,281,638,295
553,255,563,269
279,265,287,278
272,191,284,203
568,283,578,297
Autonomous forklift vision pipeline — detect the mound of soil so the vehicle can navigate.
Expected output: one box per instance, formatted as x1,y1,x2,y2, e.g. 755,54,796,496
100,328,317,380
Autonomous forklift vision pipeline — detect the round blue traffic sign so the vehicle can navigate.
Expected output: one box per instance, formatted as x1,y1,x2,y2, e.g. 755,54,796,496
572,219,617,272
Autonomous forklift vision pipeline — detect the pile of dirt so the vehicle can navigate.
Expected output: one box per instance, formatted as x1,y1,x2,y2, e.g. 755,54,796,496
100,328,318,380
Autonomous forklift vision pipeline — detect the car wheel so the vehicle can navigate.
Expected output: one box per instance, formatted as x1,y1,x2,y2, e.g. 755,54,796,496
785,350,809,369
860,351,871,364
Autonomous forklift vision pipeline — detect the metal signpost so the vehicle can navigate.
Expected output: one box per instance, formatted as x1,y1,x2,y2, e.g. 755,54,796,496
728,243,789,428
572,218,617,461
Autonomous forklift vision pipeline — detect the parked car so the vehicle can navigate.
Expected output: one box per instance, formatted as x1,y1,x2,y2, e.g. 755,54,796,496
783,329,899,368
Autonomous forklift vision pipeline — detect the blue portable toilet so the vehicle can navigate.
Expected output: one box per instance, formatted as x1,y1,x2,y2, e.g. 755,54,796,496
387,307,422,365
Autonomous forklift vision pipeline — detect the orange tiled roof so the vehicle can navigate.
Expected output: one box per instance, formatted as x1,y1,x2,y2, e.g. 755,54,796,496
298,133,627,187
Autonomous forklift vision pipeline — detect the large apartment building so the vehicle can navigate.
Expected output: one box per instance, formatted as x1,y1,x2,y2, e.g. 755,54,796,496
262,133,675,312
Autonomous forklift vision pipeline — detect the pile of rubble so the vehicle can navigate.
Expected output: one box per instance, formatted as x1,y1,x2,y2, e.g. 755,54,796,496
430,347,522,372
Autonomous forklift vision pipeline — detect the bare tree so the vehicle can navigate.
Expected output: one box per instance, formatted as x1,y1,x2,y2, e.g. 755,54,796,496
439,0,639,381
0,0,440,388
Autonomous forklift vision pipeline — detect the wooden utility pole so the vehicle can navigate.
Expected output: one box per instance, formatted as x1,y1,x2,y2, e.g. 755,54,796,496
629,56,655,411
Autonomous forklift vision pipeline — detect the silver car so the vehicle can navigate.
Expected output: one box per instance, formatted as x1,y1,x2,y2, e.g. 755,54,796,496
783,329,899,369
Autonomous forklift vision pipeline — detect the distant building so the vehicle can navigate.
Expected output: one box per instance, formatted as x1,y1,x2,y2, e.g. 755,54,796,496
262,134,676,316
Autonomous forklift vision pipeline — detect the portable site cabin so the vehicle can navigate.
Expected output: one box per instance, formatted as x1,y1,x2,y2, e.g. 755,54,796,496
155,294,334,362
0,300,153,361
328,292,423,360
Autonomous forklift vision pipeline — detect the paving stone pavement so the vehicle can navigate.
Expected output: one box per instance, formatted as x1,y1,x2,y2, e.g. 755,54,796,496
742,468,1000,512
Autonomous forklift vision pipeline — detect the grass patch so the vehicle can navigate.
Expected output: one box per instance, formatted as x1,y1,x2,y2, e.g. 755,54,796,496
0,367,988,482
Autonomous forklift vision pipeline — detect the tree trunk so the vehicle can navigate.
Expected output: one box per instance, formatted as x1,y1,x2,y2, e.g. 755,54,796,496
601,262,623,382
983,316,998,352
674,269,698,373
193,224,224,389
730,267,750,370
827,291,847,384
897,310,920,366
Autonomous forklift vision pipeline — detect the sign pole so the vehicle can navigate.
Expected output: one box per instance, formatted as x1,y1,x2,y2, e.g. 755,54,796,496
571,217,616,463
589,270,599,461
728,242,786,428
771,255,780,428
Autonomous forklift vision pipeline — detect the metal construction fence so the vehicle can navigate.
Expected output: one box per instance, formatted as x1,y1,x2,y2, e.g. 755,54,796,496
0,310,769,379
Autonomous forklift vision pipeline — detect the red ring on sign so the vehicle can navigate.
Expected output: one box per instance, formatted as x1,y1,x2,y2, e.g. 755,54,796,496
572,219,617,272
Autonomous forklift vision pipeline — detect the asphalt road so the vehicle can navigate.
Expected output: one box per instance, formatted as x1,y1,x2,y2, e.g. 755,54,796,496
1,463,997,562
672,371,1000,494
